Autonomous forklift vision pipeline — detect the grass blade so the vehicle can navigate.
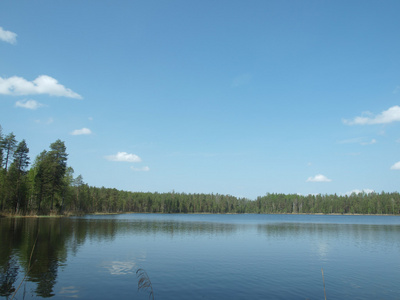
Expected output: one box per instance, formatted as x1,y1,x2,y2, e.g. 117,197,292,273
10,232,39,300
321,268,327,300
136,268,154,300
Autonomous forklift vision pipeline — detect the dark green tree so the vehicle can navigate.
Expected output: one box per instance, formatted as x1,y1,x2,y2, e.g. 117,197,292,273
7,140,30,213
0,126,5,211
32,150,50,212
47,140,68,210
60,167,74,212
72,174,84,211
0,125,4,168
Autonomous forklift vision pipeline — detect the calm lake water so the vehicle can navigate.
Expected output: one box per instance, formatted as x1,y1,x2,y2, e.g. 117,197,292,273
1,214,400,299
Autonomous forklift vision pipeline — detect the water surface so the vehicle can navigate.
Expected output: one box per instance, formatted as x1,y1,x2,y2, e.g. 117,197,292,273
1,214,399,299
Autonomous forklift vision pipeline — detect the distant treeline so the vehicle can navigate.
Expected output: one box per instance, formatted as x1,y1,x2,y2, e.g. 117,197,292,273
1,125,399,215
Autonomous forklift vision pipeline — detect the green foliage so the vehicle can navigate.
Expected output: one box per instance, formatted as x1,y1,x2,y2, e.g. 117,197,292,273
2,132,17,171
0,125,4,169
47,140,68,210
6,140,30,213
0,124,399,216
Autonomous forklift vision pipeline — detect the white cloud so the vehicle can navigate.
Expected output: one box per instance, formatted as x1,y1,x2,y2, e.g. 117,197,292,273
131,166,150,172
15,99,43,110
0,75,82,99
0,27,17,44
344,189,375,196
306,174,332,182
105,152,142,163
390,161,400,170
71,128,92,135
343,106,400,125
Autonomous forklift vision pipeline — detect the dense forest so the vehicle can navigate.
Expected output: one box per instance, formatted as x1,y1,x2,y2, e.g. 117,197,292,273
0,125,399,216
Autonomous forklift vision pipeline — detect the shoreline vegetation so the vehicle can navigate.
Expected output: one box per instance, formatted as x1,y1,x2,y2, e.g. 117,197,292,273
1,212,400,218
1,125,400,217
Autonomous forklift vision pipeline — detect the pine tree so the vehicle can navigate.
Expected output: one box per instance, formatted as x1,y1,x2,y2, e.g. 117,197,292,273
3,133,17,171
7,140,30,212
0,125,4,168
0,126,4,211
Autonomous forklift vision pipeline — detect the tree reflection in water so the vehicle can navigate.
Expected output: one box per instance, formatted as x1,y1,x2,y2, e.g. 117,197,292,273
0,216,235,298
0,218,72,298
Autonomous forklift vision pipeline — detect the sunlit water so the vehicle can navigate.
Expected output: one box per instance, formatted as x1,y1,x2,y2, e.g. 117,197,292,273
1,214,400,299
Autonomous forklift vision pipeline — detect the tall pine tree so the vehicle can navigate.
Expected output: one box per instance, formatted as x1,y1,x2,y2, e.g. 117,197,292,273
7,140,30,213
3,133,17,171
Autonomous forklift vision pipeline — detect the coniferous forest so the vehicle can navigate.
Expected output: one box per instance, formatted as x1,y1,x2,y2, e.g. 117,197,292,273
0,125,399,216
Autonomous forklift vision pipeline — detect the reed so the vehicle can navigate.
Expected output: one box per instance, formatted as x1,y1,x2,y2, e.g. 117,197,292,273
136,268,155,300
134,267,328,300
10,233,38,300
321,268,327,300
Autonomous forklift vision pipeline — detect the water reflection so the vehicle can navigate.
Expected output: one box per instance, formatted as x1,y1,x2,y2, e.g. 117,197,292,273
0,256,18,297
1,215,400,299
58,286,79,298
0,218,71,298
0,216,238,298
103,261,137,276
256,222,400,246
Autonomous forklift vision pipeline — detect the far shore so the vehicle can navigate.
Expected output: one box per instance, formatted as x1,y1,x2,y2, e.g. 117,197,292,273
1,212,399,218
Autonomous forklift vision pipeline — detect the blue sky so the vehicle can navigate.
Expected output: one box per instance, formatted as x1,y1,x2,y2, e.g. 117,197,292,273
1,0,400,199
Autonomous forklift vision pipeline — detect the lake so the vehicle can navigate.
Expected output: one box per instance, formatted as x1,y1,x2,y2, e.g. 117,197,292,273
1,214,400,299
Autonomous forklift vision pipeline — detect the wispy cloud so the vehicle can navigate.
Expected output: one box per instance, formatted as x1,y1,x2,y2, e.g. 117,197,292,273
71,128,92,135
105,152,142,163
231,73,252,87
0,27,17,44
344,152,361,156
390,161,400,170
103,261,137,276
59,286,79,298
360,139,377,146
35,117,54,125
338,137,365,144
338,137,376,146
0,75,82,99
343,106,400,125
344,189,375,196
306,174,332,182
131,166,150,172
169,151,243,158
15,99,43,110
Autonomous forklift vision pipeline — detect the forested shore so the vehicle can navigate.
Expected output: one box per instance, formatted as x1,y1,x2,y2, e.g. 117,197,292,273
1,125,399,216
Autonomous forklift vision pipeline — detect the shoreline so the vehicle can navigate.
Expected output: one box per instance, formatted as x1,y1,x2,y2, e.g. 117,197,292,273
1,212,399,218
